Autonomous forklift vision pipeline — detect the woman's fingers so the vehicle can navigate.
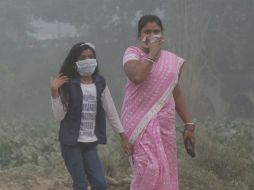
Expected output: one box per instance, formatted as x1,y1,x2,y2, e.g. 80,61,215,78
183,130,195,145
191,134,195,145
188,133,195,147
183,131,196,157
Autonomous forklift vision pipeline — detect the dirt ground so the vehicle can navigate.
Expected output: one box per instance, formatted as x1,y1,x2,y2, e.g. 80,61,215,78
0,164,131,190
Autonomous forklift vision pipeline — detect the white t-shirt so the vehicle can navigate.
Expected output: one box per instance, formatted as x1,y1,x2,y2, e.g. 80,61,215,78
79,83,97,142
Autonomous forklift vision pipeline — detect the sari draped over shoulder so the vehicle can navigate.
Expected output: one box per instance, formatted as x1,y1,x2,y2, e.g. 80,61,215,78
121,46,185,190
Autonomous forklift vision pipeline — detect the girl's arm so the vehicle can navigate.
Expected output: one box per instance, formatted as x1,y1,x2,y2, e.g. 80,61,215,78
101,86,133,155
50,74,69,120
101,86,124,133
51,96,66,121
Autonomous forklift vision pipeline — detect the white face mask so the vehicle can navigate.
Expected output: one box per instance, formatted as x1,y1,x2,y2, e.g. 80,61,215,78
76,59,97,76
141,33,162,48
148,33,162,43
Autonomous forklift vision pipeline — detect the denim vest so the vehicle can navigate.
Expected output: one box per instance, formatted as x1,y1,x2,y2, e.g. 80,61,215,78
59,75,107,145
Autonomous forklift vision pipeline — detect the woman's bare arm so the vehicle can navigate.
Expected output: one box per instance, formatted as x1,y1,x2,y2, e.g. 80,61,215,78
123,60,153,84
173,84,192,123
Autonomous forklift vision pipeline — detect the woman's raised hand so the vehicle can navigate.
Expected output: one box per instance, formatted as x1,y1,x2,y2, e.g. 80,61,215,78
147,37,163,60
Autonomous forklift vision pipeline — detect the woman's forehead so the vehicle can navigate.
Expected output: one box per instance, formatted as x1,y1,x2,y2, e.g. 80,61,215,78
142,22,161,30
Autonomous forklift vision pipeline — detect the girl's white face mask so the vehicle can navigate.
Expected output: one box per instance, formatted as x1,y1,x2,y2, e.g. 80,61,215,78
76,59,97,76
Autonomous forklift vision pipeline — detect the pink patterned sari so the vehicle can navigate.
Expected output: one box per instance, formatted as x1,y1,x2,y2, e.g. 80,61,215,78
121,46,184,190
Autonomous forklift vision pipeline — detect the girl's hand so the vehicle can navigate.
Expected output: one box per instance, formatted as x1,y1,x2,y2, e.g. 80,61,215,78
50,73,69,97
182,127,196,157
50,73,69,90
120,133,133,156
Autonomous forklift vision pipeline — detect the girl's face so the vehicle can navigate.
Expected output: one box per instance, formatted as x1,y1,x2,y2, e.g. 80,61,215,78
78,48,95,61
139,21,163,41
75,48,97,77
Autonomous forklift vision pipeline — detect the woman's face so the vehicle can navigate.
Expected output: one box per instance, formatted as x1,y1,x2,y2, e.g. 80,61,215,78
78,48,95,61
139,21,163,41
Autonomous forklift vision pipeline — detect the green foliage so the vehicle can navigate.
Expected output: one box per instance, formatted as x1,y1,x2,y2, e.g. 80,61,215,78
0,119,253,189
177,120,254,190
0,119,61,169
98,130,131,178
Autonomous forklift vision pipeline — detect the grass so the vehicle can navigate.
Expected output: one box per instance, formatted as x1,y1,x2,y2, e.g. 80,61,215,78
0,119,253,189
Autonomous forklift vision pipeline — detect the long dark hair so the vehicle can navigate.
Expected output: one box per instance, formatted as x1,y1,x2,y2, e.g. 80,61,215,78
137,15,164,37
59,42,99,109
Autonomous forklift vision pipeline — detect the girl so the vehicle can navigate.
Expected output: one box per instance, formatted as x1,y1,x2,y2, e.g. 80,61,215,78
50,42,132,190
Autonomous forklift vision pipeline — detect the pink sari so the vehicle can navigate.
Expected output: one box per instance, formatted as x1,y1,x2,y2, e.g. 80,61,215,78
121,46,184,190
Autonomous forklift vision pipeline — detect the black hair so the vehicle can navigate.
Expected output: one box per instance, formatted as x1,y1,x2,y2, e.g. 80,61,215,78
58,42,99,109
138,15,164,37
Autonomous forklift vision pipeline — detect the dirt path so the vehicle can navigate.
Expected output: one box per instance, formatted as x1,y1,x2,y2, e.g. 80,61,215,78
0,164,131,190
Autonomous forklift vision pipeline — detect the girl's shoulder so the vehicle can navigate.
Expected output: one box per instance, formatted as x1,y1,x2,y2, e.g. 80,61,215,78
69,77,80,83
68,75,106,83
94,74,105,81
93,74,106,86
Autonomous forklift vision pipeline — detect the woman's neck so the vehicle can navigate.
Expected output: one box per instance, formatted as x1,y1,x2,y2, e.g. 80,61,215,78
140,46,149,53
80,76,93,84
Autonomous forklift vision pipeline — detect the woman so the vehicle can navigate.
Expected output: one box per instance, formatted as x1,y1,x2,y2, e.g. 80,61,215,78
121,15,195,190
50,42,132,190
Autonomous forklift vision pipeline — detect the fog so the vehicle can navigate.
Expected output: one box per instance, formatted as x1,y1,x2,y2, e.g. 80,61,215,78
0,0,253,189
0,0,254,120
0,0,253,121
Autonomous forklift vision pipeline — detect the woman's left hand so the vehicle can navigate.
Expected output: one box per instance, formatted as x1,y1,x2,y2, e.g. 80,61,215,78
182,128,196,157
120,133,133,156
